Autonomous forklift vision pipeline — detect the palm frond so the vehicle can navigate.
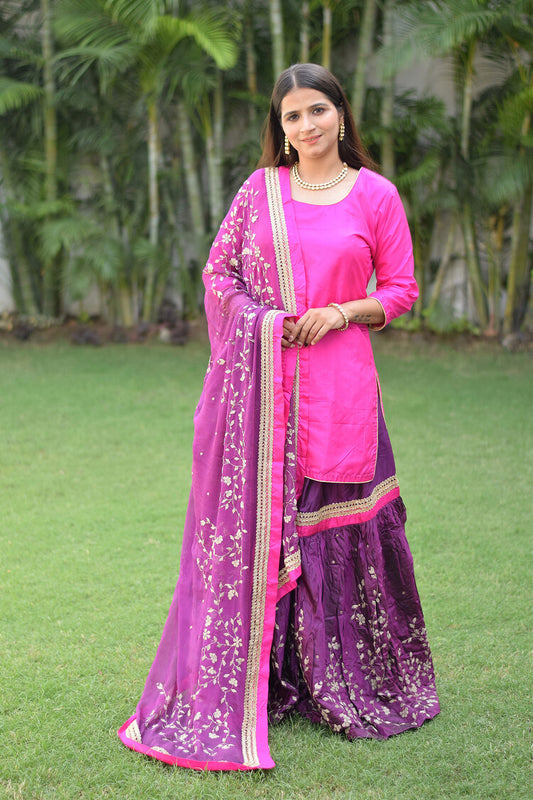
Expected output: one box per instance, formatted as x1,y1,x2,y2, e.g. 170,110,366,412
41,215,98,260
498,85,533,142
477,153,533,206
0,36,41,64
54,43,139,89
401,1,505,54
55,0,132,51
132,236,160,263
379,0,517,76
9,199,74,222
0,77,42,114
395,154,442,193
103,0,160,29
71,236,126,282
151,12,239,71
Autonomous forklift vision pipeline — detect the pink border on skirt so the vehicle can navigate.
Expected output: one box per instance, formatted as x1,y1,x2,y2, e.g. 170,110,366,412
296,484,400,537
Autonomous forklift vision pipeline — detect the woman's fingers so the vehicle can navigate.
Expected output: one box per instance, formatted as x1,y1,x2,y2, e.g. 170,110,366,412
282,307,345,348
291,307,343,346
282,318,298,348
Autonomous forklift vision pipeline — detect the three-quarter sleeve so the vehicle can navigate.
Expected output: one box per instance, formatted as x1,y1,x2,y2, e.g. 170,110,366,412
368,184,418,330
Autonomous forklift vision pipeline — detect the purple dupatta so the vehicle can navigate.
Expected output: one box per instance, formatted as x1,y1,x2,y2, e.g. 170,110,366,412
118,168,301,770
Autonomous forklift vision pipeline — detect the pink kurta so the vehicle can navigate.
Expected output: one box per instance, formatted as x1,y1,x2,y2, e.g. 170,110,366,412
277,166,418,485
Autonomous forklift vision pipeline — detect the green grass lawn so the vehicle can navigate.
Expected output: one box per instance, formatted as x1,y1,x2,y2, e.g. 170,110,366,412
1,335,531,800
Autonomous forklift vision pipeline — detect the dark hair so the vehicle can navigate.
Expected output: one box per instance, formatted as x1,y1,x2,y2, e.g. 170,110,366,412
257,63,377,171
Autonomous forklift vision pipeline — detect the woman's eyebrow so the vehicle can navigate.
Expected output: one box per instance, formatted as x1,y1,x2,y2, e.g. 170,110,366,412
281,102,327,120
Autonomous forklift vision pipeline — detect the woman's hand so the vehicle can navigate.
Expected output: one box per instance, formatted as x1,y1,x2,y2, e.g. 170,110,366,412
282,306,345,348
281,299,385,348
281,317,299,348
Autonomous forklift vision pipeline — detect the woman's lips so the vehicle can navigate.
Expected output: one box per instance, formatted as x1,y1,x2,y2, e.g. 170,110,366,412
301,135,321,144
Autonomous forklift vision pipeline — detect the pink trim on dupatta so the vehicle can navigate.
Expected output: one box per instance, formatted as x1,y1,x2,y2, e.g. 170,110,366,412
117,716,261,771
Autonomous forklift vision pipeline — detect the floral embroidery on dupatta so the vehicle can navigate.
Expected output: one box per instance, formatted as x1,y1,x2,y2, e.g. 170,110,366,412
118,169,304,770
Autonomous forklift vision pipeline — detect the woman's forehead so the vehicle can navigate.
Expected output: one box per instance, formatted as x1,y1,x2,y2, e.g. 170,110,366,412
280,87,333,115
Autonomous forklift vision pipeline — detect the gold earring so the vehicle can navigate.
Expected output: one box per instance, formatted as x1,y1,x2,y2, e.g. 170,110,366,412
284,136,290,156
339,121,345,142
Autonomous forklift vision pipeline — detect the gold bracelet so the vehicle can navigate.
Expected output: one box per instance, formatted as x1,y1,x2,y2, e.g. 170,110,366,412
328,302,349,331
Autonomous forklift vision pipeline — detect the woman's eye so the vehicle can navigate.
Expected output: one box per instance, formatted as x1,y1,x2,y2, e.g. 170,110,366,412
313,107,325,114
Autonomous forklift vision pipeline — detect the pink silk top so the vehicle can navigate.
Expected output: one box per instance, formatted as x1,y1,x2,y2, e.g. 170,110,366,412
277,166,418,484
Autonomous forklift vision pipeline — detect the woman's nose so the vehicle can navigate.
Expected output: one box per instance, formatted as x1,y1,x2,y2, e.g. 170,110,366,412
300,114,315,131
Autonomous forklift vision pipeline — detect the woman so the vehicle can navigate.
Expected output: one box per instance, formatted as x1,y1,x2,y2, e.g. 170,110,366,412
118,63,439,771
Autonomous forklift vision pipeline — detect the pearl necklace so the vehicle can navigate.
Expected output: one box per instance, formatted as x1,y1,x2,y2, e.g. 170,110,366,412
291,161,348,191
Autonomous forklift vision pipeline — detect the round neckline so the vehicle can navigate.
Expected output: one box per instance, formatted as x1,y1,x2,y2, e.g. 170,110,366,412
290,167,364,207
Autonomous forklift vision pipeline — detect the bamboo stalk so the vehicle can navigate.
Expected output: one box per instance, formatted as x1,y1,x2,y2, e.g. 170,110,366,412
503,106,532,334
460,202,488,328
142,98,160,322
0,152,38,314
300,0,310,63
269,0,285,80
380,0,395,179
99,151,134,326
40,0,59,316
503,179,533,334
426,216,457,316
322,2,332,70
457,40,488,328
176,99,206,254
245,6,258,125
485,210,505,335
351,0,378,125
206,73,224,231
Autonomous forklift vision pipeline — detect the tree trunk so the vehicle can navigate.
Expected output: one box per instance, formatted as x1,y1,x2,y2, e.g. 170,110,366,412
322,2,332,70
412,218,424,319
300,0,310,63
351,0,377,125
119,287,134,328
206,72,225,231
142,97,160,322
269,0,285,80
426,215,457,316
457,40,488,328
380,0,395,179
0,152,38,314
98,152,115,324
460,40,476,161
176,99,207,258
99,151,134,327
1,217,37,315
485,209,505,336
460,201,488,328
503,178,533,334
40,0,59,316
244,5,258,126
503,105,532,334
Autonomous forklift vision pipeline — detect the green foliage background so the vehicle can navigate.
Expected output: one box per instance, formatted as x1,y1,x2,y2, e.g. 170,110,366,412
0,0,532,333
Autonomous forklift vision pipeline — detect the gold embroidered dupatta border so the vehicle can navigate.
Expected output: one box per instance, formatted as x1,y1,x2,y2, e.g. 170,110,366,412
265,168,302,596
241,168,300,767
264,168,298,316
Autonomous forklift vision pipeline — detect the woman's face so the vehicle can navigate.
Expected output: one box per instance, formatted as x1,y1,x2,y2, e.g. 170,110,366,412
280,87,342,162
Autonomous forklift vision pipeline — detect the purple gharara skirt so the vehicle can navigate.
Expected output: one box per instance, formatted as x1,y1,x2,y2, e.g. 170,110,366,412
268,409,440,738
